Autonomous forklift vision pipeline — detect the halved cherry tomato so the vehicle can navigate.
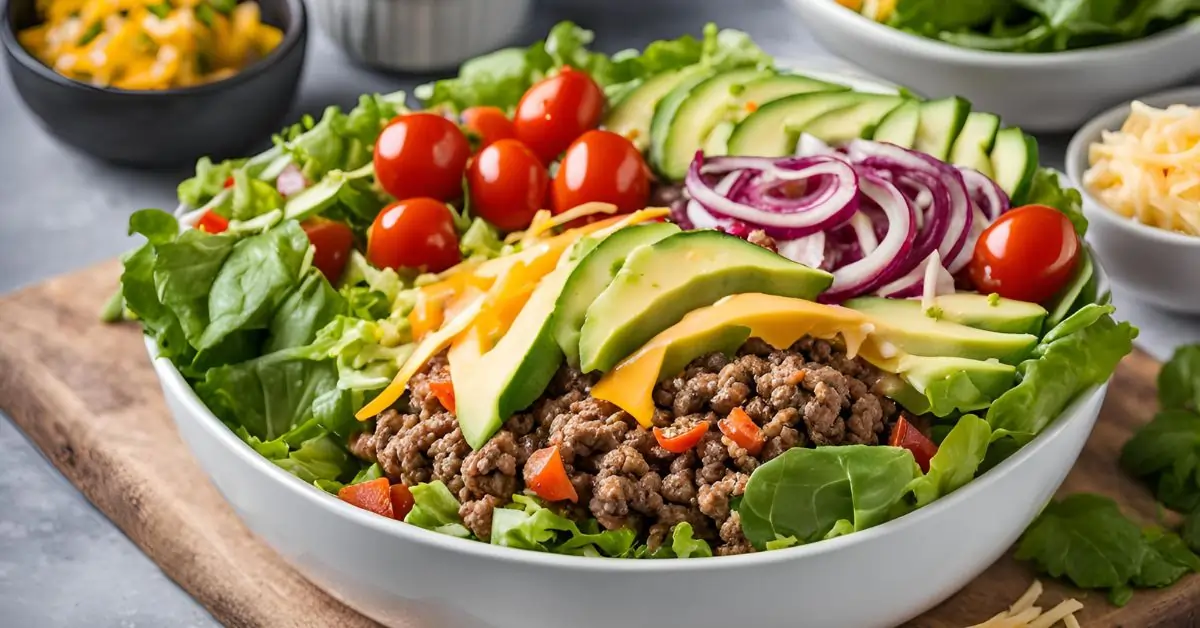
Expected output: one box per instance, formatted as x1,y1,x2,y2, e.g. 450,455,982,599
467,139,549,232
374,113,471,202
968,204,1080,304
301,218,354,282
389,483,415,520
553,130,650,218
223,176,235,189
525,445,578,503
889,417,938,473
367,198,462,273
276,163,309,197
338,478,394,518
195,210,229,234
513,67,605,163
462,106,516,149
653,423,710,454
428,380,456,414
718,407,764,456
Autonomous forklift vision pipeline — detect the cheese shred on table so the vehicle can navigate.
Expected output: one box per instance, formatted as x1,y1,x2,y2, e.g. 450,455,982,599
1085,101,1200,236
966,580,1083,628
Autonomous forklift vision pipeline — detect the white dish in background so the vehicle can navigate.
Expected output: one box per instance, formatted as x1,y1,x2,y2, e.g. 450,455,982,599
1067,86,1200,314
787,0,1200,132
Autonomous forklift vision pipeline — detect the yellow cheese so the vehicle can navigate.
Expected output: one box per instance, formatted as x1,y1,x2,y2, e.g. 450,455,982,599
591,294,881,427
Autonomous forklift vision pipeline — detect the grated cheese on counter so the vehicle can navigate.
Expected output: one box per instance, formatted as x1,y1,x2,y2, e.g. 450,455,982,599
966,580,1084,628
1085,101,1200,235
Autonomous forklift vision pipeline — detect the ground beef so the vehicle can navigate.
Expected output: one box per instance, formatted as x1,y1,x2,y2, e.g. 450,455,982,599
353,336,905,554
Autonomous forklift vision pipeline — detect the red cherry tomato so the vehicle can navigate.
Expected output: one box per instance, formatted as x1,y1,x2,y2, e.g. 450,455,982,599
462,106,516,149
889,417,938,473
552,130,650,217
374,113,470,202
467,139,549,232
968,204,1080,304
301,218,354,282
513,67,605,163
338,478,393,518
367,198,462,273
195,210,228,234
389,484,415,520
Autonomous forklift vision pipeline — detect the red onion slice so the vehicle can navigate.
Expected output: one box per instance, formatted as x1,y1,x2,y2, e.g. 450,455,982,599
820,173,915,303
920,251,957,312
958,167,1010,222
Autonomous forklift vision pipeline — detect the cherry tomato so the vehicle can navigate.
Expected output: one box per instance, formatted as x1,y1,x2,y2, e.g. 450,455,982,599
889,417,938,473
223,176,235,189
967,204,1080,304
653,423,710,454
467,139,549,232
301,218,354,282
195,210,228,234
389,484,415,520
367,198,461,273
552,130,650,217
513,67,605,163
338,478,393,518
462,106,516,149
374,113,470,202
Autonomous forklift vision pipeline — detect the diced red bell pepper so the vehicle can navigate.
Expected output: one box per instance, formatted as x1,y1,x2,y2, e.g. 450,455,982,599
525,445,578,503
718,407,764,456
653,423,709,454
195,210,229,234
389,483,415,520
889,417,938,473
428,380,457,414
338,478,394,518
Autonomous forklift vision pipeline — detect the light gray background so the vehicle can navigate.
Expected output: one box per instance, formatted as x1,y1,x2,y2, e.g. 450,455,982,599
2,1,1199,625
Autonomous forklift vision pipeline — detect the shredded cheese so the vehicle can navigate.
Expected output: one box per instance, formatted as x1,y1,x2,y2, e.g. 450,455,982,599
967,581,1084,628
1085,101,1200,235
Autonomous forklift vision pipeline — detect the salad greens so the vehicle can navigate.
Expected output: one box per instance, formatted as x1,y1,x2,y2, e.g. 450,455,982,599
878,0,1200,53
1121,346,1200,512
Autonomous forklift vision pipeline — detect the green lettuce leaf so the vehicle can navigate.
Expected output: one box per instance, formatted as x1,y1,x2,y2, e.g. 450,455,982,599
1132,527,1200,588
1120,410,1200,512
909,415,992,506
1184,509,1200,554
491,494,638,557
738,445,920,549
987,305,1136,440
178,157,243,208
152,229,238,344
1025,168,1088,236
888,0,1010,33
404,481,472,538
1016,494,1146,589
269,431,358,483
197,350,338,441
265,268,347,353
459,218,505,260
1159,345,1200,413
350,463,384,485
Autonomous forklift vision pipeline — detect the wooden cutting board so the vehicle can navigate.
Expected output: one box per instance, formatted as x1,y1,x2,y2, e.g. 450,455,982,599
0,261,1194,628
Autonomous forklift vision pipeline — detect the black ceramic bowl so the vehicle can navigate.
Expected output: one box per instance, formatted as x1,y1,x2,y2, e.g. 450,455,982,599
1,0,307,168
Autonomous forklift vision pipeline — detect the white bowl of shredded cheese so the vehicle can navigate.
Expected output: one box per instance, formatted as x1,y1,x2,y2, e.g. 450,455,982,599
1067,87,1200,314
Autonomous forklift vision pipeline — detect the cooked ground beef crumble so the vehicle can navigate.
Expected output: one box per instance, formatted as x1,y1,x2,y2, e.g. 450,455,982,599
348,336,907,555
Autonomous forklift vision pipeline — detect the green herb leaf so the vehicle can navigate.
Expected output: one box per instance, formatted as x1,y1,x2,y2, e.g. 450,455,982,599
1015,494,1146,589
1160,345,1200,413
147,1,171,19
1132,527,1200,588
77,21,103,46
1120,410,1200,512
195,3,214,28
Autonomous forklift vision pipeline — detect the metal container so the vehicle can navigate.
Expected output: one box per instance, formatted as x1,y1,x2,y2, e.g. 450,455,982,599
313,0,533,72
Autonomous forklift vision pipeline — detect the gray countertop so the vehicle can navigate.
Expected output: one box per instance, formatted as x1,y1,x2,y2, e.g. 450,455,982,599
3,1,1200,625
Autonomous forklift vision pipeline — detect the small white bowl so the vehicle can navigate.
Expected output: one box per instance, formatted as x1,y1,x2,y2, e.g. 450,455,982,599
1066,87,1200,314
787,0,1200,132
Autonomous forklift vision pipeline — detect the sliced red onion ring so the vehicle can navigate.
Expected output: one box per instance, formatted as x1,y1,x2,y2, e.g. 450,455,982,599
958,167,1010,222
947,205,988,274
820,173,915,303
920,250,957,312
685,153,860,237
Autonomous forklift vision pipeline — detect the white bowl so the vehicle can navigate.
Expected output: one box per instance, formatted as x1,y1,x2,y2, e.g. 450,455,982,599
1066,86,1200,314
787,0,1200,132
149,336,1107,628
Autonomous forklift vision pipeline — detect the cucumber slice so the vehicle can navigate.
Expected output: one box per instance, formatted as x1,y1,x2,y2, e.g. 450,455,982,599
990,128,1039,204
950,112,1001,177
651,67,772,180
727,92,903,157
802,98,911,145
606,67,704,152
913,97,970,160
871,100,921,148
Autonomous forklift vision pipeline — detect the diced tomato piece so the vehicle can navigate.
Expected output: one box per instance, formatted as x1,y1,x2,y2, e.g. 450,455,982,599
889,417,938,473
525,445,578,503
300,218,354,282
195,210,229,234
223,176,235,189
653,423,709,454
389,483,415,520
718,407,764,456
429,380,456,414
338,478,394,518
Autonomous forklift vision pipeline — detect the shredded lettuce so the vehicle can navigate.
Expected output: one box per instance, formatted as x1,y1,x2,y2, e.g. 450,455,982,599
491,494,638,557
908,415,992,506
405,481,472,538
1025,168,1088,236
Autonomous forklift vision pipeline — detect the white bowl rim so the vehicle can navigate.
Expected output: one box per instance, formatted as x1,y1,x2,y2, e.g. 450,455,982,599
1066,85,1200,248
793,0,1200,67
151,335,1106,572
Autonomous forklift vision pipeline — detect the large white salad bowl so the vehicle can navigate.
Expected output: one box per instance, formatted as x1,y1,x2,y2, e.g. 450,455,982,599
151,333,1107,628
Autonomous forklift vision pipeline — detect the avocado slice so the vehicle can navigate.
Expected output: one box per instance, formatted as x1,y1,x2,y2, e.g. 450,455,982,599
950,112,1001,177
885,355,1016,417
845,294,1047,335
702,74,848,156
453,264,573,450
913,97,970,161
802,98,911,145
650,67,773,180
606,67,704,152
990,128,1039,204
578,231,834,373
727,92,906,157
552,222,681,367
861,300,1038,365
871,100,921,148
